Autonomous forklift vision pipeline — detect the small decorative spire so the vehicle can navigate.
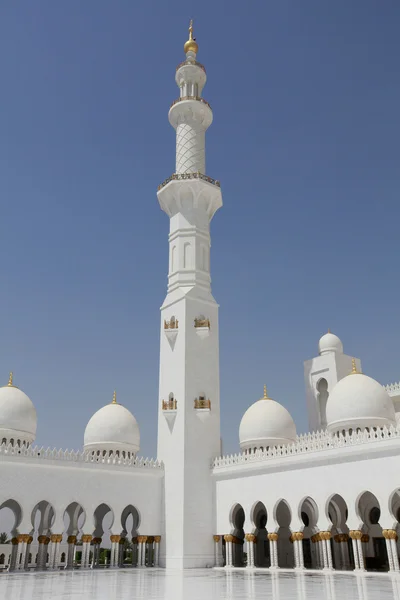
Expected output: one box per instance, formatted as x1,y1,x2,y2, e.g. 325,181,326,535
111,390,117,404
350,358,358,375
8,372,13,387
328,328,331,334
263,385,268,399
184,19,199,55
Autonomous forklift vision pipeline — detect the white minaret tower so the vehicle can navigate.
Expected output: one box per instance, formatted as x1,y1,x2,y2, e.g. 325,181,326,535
157,21,222,568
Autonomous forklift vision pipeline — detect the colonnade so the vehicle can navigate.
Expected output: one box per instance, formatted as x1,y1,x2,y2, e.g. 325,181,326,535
6,533,161,571
216,528,400,572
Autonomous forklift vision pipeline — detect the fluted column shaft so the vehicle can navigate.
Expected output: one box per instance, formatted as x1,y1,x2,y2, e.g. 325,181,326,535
9,539,18,572
81,535,92,568
224,535,233,567
268,533,278,568
65,536,76,569
49,535,63,570
154,536,161,567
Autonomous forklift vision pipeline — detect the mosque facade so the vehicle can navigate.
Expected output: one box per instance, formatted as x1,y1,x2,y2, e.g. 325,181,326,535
1,23,400,574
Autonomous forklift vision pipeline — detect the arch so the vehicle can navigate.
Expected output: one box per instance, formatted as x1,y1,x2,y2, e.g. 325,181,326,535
63,502,86,536
326,493,353,570
60,552,66,563
316,378,329,429
93,503,114,541
229,503,245,567
31,500,55,537
250,501,269,567
274,499,294,568
183,243,191,269
120,505,140,539
298,496,319,569
0,554,5,565
0,499,22,537
356,491,388,571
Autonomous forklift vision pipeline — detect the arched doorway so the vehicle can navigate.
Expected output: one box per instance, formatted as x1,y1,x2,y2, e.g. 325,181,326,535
251,501,269,567
299,497,318,568
0,499,22,570
316,378,329,429
274,499,294,568
229,504,245,567
120,505,140,567
357,491,388,571
327,494,353,570
31,500,55,569
93,503,114,568
63,502,86,569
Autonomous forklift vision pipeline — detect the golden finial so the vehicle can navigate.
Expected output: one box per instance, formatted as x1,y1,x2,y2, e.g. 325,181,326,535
328,328,331,334
263,385,268,399
350,358,358,375
8,372,13,387
111,390,117,404
184,19,199,55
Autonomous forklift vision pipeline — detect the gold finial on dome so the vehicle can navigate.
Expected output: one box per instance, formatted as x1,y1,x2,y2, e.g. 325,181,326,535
8,372,13,387
184,19,198,55
328,328,331,334
350,358,359,375
111,390,117,404
263,385,268,399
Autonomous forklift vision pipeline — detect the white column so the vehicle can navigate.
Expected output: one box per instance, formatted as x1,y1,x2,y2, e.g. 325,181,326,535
298,536,305,569
81,535,92,568
50,535,62,570
293,538,299,568
66,536,76,569
273,539,279,568
9,539,18,572
385,536,395,572
245,535,255,568
321,535,328,569
351,537,360,570
268,534,278,568
154,536,161,567
224,536,233,567
356,538,365,571
390,537,399,571
326,535,333,570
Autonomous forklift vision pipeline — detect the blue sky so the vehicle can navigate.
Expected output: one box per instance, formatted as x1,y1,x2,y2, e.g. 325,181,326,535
0,1,399,458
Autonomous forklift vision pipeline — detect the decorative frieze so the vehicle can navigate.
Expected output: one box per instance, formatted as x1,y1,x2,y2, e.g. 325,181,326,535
170,96,211,110
162,398,177,410
194,397,211,409
176,60,206,73
212,424,400,469
158,171,221,191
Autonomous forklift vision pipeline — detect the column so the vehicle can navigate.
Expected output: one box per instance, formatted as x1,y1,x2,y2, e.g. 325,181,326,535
49,534,63,570
268,533,278,568
65,536,76,569
245,534,256,568
389,531,400,572
131,537,138,567
349,531,364,570
324,532,333,569
37,536,50,570
118,538,125,567
91,537,101,568
109,535,120,567
383,531,395,571
154,536,161,567
349,532,360,570
16,534,29,570
9,538,18,572
339,534,349,570
224,535,233,567
297,533,305,569
146,537,154,567
213,535,221,567
81,535,92,568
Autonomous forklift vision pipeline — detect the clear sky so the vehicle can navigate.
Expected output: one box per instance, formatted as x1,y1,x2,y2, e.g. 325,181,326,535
0,1,399,458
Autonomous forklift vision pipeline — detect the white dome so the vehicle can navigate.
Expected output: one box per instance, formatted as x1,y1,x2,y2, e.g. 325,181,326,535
84,394,140,456
0,375,37,445
326,370,396,434
318,331,343,355
239,388,297,451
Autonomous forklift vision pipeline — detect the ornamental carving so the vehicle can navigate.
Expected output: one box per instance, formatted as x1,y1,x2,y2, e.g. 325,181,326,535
50,534,63,543
67,535,77,545
137,536,148,543
81,535,93,544
154,536,161,543
158,172,220,191
194,317,210,329
147,536,155,544
110,535,120,543
361,534,369,543
349,530,363,540
292,532,304,541
383,529,398,540
164,318,178,330
38,536,50,545
17,534,31,543
91,537,102,545
213,535,220,542
245,534,257,543
194,396,211,409
224,534,233,543
268,533,278,542
162,398,177,410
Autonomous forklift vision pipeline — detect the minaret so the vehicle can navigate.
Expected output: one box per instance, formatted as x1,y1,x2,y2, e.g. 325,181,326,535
157,21,222,568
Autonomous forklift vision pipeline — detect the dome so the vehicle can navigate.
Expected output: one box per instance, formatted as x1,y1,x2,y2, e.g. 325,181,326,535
326,361,396,433
0,373,37,446
318,331,343,355
239,386,297,452
84,392,140,457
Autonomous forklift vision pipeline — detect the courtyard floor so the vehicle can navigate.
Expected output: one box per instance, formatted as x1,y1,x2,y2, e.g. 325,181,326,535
0,568,399,599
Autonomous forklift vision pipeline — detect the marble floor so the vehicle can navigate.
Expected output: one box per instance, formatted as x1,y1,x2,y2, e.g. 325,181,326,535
0,569,400,600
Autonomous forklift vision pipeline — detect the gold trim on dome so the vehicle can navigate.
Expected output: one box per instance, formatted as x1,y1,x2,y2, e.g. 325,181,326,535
111,390,117,405
184,19,198,55
350,357,359,375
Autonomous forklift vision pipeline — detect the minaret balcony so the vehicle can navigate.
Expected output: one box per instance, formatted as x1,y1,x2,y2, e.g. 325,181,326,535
170,96,211,111
194,317,210,339
176,60,206,73
164,318,179,348
162,399,177,411
162,398,177,428
194,396,211,421
158,171,220,191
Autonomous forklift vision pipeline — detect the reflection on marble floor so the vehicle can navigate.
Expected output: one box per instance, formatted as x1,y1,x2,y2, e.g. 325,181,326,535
1,569,400,600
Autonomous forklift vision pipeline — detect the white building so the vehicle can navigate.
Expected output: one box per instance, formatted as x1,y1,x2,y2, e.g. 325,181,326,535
1,22,400,575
